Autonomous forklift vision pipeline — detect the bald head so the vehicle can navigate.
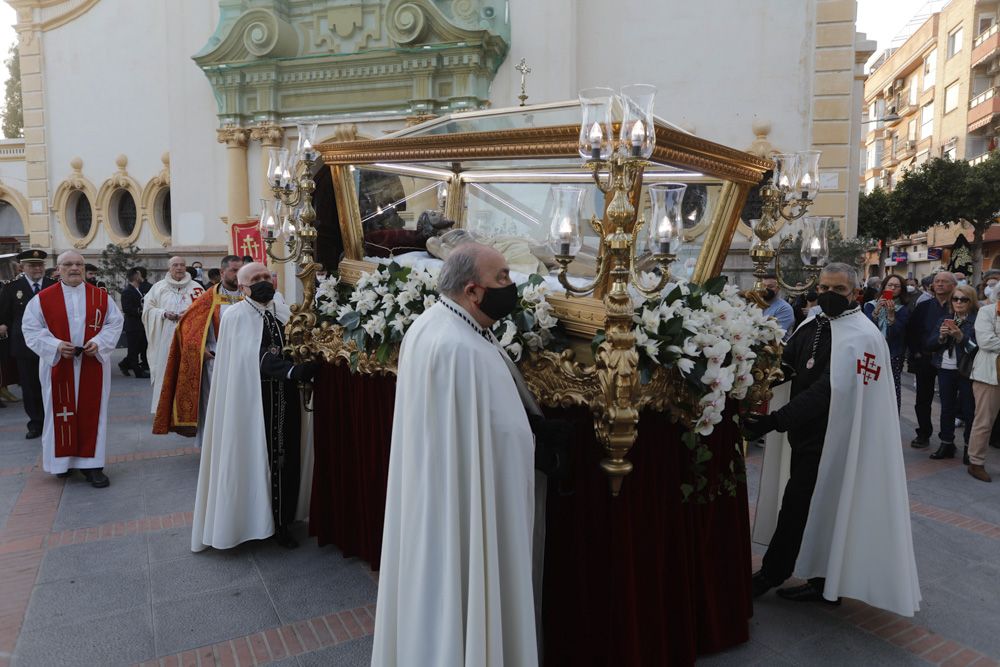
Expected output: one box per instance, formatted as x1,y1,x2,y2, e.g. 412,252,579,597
437,243,513,327
57,251,86,287
168,256,187,281
237,262,269,287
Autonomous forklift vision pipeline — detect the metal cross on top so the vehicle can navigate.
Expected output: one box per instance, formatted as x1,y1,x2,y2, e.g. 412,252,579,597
515,58,531,107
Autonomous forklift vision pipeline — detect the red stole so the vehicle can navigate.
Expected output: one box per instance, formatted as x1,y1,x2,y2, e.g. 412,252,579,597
38,283,107,458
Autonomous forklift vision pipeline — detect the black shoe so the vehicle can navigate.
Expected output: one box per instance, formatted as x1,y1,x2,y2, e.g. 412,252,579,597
963,446,971,466
25,429,42,439
56,469,73,479
751,570,778,598
930,442,956,460
81,469,109,488
910,436,930,449
118,361,131,377
274,529,299,550
776,582,841,605
135,370,150,379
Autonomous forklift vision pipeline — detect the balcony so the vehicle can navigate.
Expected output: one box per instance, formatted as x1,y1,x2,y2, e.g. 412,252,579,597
968,87,1000,132
972,23,1000,67
0,139,24,161
969,151,994,165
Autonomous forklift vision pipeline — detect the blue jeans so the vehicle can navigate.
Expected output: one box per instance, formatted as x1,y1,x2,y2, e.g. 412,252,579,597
938,368,974,445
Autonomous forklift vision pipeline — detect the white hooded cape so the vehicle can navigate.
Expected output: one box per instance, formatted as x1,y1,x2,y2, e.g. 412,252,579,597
142,275,202,413
372,301,538,667
190,300,285,552
755,310,921,616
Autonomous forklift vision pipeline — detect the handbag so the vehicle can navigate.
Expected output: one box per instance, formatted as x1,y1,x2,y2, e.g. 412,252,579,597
958,343,976,379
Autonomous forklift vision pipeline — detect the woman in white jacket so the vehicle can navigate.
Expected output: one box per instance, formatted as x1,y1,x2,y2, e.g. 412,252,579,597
967,291,1000,482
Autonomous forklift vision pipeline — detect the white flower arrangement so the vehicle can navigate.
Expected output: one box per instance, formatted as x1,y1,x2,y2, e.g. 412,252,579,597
314,263,565,367
627,277,784,437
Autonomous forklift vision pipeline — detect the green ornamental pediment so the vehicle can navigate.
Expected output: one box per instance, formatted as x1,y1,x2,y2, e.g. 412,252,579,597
194,0,510,124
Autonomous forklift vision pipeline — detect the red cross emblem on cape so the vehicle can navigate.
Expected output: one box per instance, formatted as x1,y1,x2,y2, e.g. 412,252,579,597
38,283,107,458
856,352,881,386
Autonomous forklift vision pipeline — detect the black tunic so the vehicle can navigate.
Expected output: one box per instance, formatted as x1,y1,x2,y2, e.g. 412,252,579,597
258,309,302,530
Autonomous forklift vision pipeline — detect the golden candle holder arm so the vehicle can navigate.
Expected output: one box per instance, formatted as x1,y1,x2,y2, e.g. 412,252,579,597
554,215,608,295
773,235,822,297
626,215,674,298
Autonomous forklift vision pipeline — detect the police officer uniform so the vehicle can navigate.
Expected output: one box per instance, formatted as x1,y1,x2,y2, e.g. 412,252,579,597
0,249,57,438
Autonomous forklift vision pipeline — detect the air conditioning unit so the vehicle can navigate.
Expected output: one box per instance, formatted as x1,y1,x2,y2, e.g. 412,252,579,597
988,59,1000,74
906,140,917,150
879,169,889,179
894,78,906,91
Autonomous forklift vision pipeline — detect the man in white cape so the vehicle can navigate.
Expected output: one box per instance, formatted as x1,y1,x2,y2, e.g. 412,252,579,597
142,256,203,413
372,244,538,667
190,263,311,552
21,251,123,487
748,262,921,616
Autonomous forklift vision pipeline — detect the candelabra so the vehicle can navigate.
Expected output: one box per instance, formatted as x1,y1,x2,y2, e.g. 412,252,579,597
261,122,324,410
550,84,686,494
261,122,320,267
747,151,829,297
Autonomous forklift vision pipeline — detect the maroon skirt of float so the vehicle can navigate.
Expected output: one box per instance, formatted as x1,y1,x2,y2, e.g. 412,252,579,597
309,363,752,666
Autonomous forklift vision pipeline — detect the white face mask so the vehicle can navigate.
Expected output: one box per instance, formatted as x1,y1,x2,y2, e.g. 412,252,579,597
906,285,916,293
986,286,995,300
958,279,968,286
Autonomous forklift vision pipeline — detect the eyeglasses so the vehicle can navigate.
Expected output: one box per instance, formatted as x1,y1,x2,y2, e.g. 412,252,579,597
952,297,971,303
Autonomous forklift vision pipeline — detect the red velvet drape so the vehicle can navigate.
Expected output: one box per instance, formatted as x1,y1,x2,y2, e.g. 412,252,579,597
310,363,752,666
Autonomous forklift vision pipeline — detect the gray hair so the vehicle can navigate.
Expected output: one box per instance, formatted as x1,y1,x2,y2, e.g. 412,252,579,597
437,244,485,297
821,261,858,287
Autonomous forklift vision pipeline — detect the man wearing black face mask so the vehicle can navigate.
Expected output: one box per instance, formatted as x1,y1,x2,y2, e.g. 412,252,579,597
373,243,544,666
189,262,319,553
747,263,920,613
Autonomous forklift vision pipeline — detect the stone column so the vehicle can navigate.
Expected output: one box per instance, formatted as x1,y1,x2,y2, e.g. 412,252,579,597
15,6,52,248
250,122,285,199
216,125,251,234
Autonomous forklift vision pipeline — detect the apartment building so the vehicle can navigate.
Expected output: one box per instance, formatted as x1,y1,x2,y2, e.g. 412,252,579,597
860,0,1000,278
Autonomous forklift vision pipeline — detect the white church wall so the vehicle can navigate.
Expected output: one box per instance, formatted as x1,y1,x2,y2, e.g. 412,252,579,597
494,0,816,154
40,0,227,256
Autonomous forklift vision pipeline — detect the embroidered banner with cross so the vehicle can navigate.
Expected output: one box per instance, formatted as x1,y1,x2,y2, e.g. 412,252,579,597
856,352,882,386
231,219,265,264
38,283,107,458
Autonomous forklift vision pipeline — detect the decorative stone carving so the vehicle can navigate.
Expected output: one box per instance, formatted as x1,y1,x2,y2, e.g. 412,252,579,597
217,125,250,148
250,122,285,148
196,0,509,124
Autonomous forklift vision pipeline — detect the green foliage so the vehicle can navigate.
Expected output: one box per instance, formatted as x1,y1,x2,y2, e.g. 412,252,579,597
891,154,1000,283
778,226,869,286
97,243,142,295
2,44,21,139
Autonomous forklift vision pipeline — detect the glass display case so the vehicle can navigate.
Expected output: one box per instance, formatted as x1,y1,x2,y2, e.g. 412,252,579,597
314,100,770,337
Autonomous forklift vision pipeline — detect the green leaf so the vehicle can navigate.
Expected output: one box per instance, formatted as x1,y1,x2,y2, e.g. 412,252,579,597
349,351,359,372
591,330,606,356
680,483,694,501
639,363,652,385
703,276,727,295
695,447,713,464
338,311,361,330
528,273,545,286
376,342,391,363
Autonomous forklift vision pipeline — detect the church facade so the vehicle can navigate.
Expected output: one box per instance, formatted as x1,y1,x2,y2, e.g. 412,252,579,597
0,0,872,289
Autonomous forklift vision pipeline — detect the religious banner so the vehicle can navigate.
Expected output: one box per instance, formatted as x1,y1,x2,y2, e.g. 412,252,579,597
947,234,974,276
231,220,265,263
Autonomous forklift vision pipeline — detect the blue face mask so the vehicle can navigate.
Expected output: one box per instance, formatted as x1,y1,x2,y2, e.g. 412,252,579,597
957,280,968,286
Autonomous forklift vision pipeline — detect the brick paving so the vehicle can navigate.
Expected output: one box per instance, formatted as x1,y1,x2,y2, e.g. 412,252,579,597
0,356,999,665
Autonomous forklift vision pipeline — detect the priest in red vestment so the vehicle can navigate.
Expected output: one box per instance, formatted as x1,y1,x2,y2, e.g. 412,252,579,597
153,255,243,443
21,251,123,488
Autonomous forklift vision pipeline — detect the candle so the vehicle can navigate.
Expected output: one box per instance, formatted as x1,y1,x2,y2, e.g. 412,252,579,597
630,120,645,158
657,217,672,255
558,216,573,256
271,164,282,186
809,237,821,265
800,172,812,199
281,167,291,186
588,122,603,161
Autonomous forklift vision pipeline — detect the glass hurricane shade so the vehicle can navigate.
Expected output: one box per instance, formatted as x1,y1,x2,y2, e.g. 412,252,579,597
800,216,830,267
648,183,686,254
772,150,821,201
546,185,585,256
578,87,615,161
267,148,291,188
618,84,656,159
259,198,278,239
797,150,820,201
295,123,318,159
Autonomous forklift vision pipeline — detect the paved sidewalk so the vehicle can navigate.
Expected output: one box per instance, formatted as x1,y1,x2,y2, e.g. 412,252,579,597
0,356,998,666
